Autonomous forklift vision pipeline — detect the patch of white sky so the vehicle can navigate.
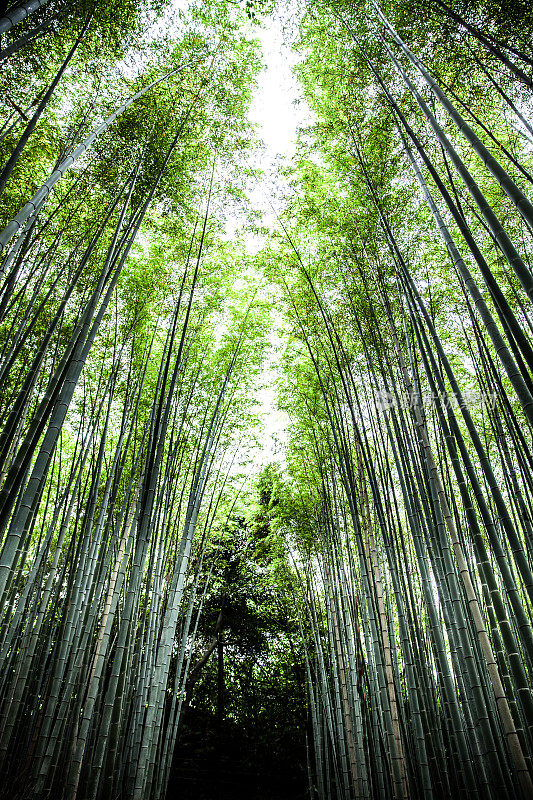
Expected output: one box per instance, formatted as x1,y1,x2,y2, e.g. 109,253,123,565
110,1,309,472
233,5,313,468
143,1,314,470
240,7,309,234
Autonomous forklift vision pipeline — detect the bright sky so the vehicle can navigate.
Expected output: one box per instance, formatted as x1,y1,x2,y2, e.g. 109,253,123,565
242,9,311,467
249,13,305,164
247,9,310,221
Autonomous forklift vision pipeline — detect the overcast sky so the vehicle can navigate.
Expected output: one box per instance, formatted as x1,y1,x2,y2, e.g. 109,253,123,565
242,9,311,467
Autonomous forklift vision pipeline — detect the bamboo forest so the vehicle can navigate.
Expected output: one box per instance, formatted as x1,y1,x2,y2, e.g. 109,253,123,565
4,0,533,798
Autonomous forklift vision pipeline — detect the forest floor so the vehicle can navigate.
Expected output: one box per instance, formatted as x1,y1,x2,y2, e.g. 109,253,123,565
167,714,308,800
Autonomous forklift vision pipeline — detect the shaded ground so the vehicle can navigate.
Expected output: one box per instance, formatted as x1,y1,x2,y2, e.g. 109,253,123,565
167,705,308,800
